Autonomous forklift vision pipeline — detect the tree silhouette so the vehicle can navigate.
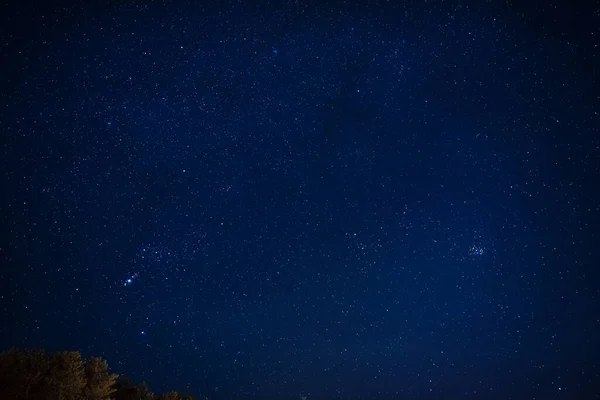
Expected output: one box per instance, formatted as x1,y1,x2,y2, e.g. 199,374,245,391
43,351,86,400
112,377,156,400
0,348,49,400
157,391,194,400
84,357,119,400
157,391,180,400
0,348,198,400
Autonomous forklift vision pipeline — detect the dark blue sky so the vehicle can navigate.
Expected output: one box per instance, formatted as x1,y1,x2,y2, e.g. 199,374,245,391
1,1,599,399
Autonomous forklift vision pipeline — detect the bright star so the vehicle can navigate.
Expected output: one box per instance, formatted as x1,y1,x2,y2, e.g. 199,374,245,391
123,272,139,286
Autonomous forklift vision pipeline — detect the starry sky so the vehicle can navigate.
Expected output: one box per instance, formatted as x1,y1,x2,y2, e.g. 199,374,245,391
1,0,599,399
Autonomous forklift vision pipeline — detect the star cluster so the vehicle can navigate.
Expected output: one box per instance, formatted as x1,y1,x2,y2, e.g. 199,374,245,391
1,1,599,399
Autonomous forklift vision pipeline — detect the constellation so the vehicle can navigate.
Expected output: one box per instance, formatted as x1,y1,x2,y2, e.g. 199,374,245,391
119,233,207,289
123,272,139,286
467,230,492,258
468,244,485,257
137,243,173,264
446,229,493,261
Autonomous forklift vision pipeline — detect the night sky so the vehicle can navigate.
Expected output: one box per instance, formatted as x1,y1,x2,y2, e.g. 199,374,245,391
1,1,599,399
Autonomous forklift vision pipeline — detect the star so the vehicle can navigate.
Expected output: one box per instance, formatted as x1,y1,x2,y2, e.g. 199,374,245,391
1,2,596,399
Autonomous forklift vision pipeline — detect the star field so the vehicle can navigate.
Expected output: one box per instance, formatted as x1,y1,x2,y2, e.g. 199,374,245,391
1,1,599,399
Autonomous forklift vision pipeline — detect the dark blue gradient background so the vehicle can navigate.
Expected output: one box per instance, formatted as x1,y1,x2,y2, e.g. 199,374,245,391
1,1,598,399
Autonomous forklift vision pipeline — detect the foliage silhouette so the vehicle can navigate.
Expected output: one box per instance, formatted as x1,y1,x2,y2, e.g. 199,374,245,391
0,349,196,400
